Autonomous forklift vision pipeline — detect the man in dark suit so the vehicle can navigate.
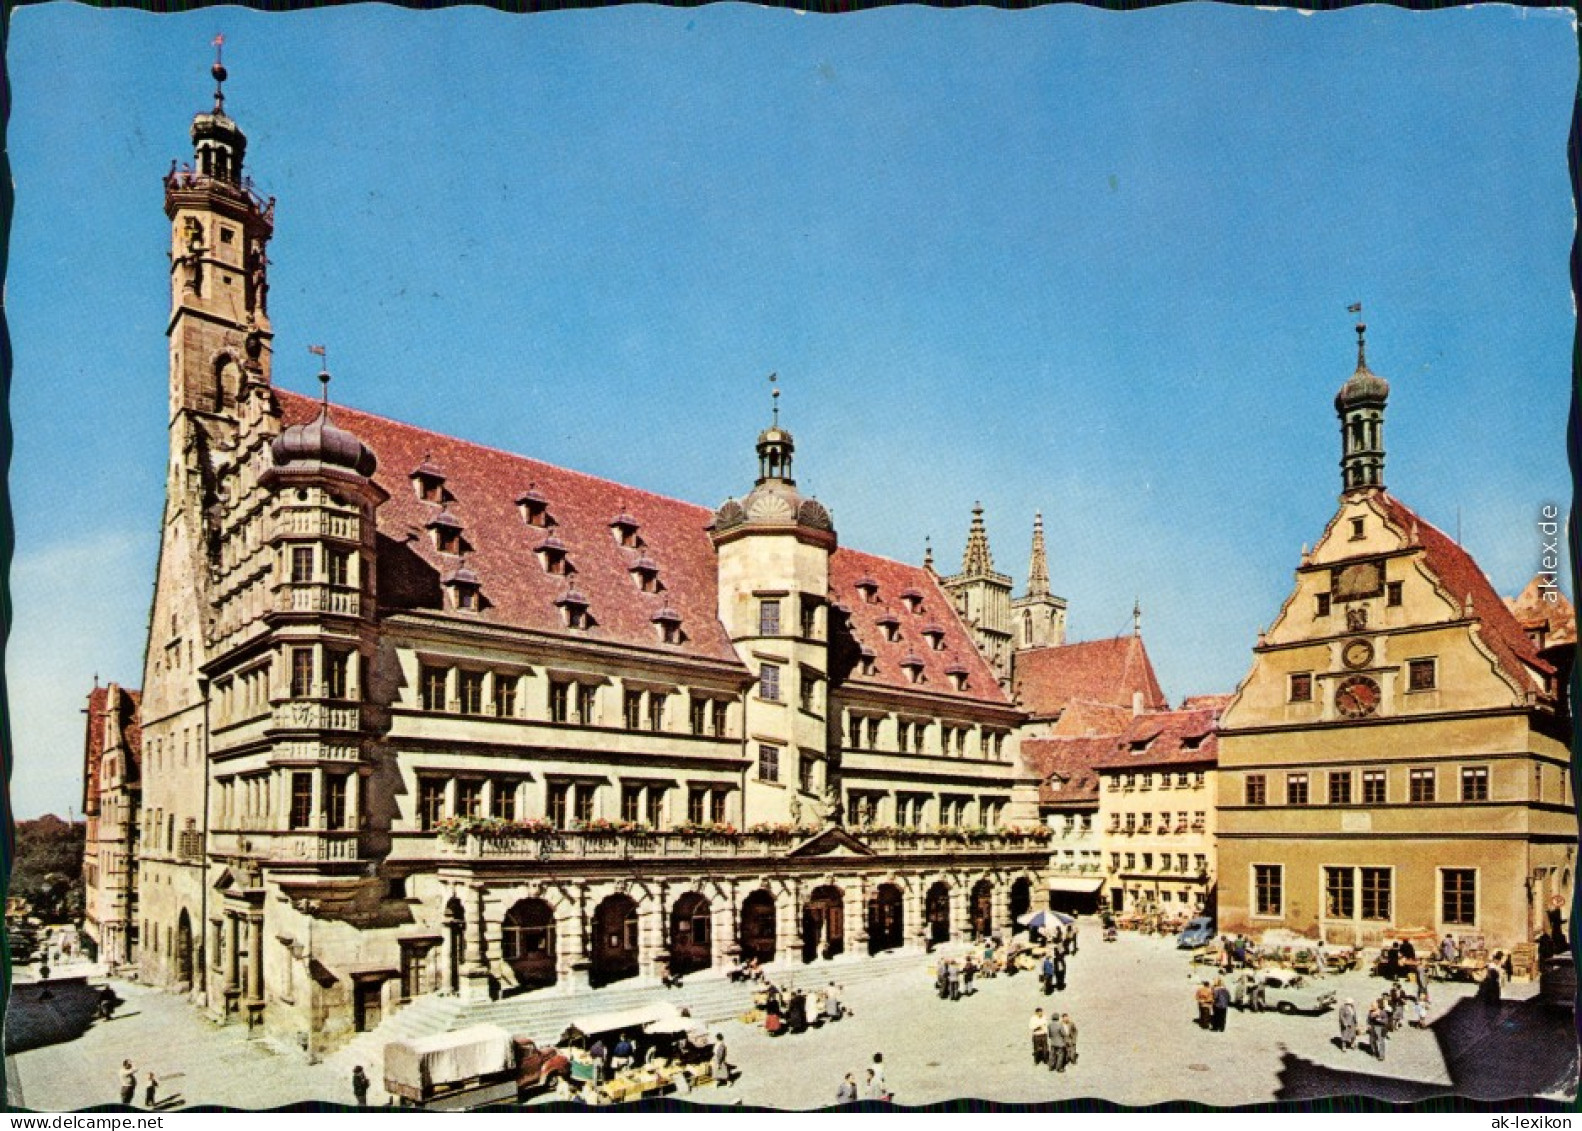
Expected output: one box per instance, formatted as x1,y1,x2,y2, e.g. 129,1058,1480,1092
1046,1012,1069,1073
1052,948,1067,992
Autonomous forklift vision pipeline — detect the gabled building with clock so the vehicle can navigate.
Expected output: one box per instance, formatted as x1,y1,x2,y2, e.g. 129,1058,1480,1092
1215,322,1574,949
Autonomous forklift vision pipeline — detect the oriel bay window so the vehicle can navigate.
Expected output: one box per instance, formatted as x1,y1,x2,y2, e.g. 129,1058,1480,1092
288,772,313,829
323,774,348,830
290,647,315,698
325,649,352,700
418,778,446,831
290,545,314,584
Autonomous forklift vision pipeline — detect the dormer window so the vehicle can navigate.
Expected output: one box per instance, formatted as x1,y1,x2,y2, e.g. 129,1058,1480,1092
1350,517,1366,540
855,577,879,604
945,663,969,692
876,613,901,643
610,511,640,548
410,459,446,503
901,654,925,684
652,606,683,645
537,535,570,576
631,556,661,593
426,511,463,555
516,486,551,528
858,647,877,677
922,624,946,651
442,563,481,612
556,588,592,630
900,588,924,614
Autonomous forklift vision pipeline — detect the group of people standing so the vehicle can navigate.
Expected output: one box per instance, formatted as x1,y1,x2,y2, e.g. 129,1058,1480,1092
934,956,980,1000
763,981,845,1035
1193,980,1232,1031
833,1053,890,1103
1038,922,1077,996
1027,1008,1080,1072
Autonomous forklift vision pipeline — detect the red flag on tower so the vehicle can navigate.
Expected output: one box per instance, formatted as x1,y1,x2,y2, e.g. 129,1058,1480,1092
307,345,326,357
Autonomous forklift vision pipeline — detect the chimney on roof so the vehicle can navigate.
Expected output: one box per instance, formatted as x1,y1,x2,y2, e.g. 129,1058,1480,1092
1132,690,1144,717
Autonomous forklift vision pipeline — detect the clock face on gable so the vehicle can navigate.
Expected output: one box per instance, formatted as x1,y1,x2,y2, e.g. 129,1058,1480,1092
1335,674,1381,719
1342,638,1374,670
1333,561,1383,602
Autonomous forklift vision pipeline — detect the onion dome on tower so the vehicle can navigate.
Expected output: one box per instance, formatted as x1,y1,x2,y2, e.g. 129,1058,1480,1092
266,369,379,482
711,380,834,540
1335,312,1389,495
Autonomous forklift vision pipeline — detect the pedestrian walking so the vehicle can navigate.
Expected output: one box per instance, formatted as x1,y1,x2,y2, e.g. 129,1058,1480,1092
946,960,962,1001
936,960,951,1000
1046,1012,1069,1073
1052,948,1067,992
118,1060,136,1106
788,989,809,1033
1251,973,1267,1013
1060,1014,1079,1068
1195,981,1214,1028
1041,954,1055,996
835,1074,858,1104
869,1053,890,1102
1409,994,1428,1029
962,955,977,995
1368,1001,1389,1061
1212,979,1230,1032
712,1033,733,1086
351,1065,370,1107
1337,999,1358,1051
1029,1008,1048,1066
1388,983,1405,1032
144,1071,159,1109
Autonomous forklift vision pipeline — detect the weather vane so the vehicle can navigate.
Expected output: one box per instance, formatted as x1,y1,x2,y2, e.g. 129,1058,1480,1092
308,344,329,403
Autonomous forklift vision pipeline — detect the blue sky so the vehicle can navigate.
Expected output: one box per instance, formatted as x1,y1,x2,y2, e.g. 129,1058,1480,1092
5,4,1575,818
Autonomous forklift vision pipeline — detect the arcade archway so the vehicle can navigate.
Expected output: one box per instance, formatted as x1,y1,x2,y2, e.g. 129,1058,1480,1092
501,898,557,989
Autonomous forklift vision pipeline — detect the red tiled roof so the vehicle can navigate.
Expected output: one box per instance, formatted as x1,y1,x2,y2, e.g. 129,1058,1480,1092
1506,575,1576,649
829,549,1011,705
1022,736,1112,808
1090,707,1218,771
1012,635,1168,719
1179,693,1235,713
1049,699,1135,737
82,686,109,815
280,392,744,666
1375,495,1555,688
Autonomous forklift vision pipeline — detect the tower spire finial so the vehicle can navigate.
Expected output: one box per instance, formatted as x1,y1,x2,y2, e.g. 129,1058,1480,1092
1348,301,1367,369
308,344,329,405
961,502,994,576
769,372,779,426
211,34,228,113
1133,596,1141,637
923,536,935,573
1026,510,1050,597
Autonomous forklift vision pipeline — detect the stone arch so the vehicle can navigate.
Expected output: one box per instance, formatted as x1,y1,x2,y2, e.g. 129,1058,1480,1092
970,878,995,939
1009,876,1033,925
739,889,777,964
926,881,952,945
802,884,845,964
867,883,905,955
591,894,640,988
175,908,195,989
501,898,557,990
669,892,713,976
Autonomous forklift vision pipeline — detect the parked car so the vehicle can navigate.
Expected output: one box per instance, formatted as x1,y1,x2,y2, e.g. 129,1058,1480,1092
1259,969,1337,1015
1539,955,1577,1013
1176,917,1215,950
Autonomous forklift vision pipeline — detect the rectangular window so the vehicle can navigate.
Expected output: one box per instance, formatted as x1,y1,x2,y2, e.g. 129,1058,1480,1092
325,650,350,700
759,599,781,636
574,683,595,726
622,784,643,824
290,647,315,699
799,754,817,794
624,689,643,730
327,549,351,588
801,597,819,639
573,784,594,825
1409,768,1435,803
323,775,347,830
494,676,517,718
1408,658,1437,692
646,789,664,829
418,778,446,830
458,671,484,715
1286,773,1309,806
1362,770,1386,805
711,700,727,738
493,782,517,821
848,714,863,750
1386,581,1403,607
757,744,781,783
1315,593,1331,617
688,788,708,825
1442,868,1476,926
549,680,570,724
648,692,666,732
799,671,817,712
759,663,781,702
455,779,483,818
289,772,313,830
1328,771,1352,806
1289,672,1313,702
548,782,571,829
1360,867,1392,921
692,697,709,737
291,545,314,584
1461,766,1489,802
1324,866,1355,919
1254,864,1283,917
420,665,447,712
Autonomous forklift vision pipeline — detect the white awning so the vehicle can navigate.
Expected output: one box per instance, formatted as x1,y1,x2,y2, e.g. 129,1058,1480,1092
1046,877,1105,894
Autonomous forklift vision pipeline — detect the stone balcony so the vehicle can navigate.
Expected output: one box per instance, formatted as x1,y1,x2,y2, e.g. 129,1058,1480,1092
436,829,1052,861
274,582,361,617
271,702,361,734
273,510,361,542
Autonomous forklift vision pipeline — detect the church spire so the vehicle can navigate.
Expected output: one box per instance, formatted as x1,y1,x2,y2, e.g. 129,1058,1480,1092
1026,511,1050,597
961,502,994,577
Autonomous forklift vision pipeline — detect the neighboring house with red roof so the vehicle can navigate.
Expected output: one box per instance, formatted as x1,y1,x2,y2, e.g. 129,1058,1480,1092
1012,630,1169,729
81,682,141,967
121,75,1049,1048
1022,735,1110,912
1218,324,1573,949
1092,707,1221,917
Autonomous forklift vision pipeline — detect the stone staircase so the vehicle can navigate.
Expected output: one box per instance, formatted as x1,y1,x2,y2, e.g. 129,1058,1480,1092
329,946,929,1077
